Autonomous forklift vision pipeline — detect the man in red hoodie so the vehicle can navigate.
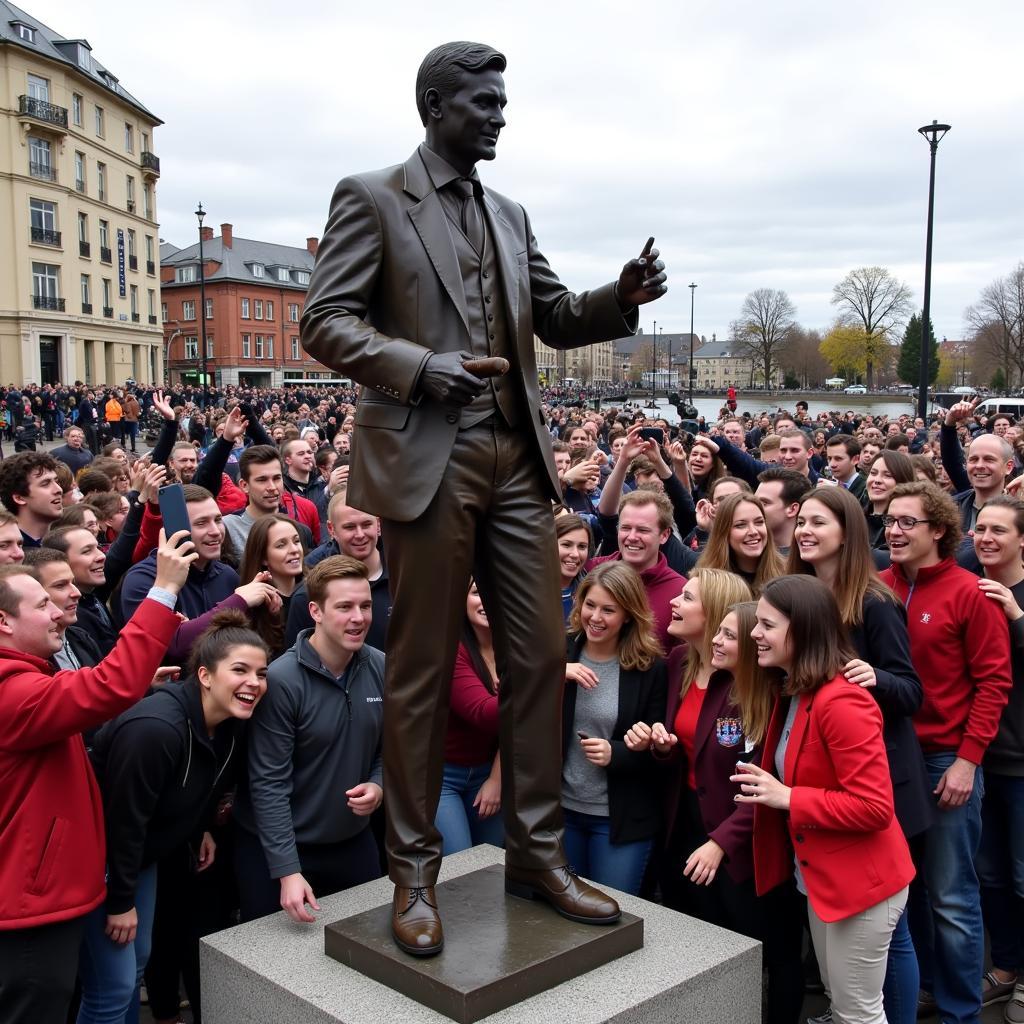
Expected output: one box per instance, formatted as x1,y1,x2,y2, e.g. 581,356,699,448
0,530,195,1024
880,481,1012,1024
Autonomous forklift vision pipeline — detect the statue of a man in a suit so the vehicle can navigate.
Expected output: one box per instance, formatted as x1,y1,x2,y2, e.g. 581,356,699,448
302,40,667,956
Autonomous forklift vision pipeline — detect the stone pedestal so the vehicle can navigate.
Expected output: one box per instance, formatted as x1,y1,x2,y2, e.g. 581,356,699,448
201,845,761,1024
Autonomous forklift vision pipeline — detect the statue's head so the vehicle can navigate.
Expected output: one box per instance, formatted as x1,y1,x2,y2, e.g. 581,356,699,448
417,42,507,171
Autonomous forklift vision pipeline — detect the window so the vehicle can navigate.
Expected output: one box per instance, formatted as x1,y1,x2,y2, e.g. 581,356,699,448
81,274,91,305
291,337,300,359
255,335,264,358
295,270,310,285
175,266,196,283
251,263,264,278
127,229,136,257
74,151,86,191
32,262,59,299
145,235,154,261
148,290,155,317
182,299,196,320
266,300,274,320
124,123,134,153
126,175,135,211
130,285,138,315
265,337,274,359
161,302,168,322
289,303,299,322
28,136,52,179
142,132,149,153
102,279,112,308
71,93,82,125
240,297,250,319
94,105,104,137
27,74,49,102
99,219,109,249
241,334,251,358
277,267,290,283
14,22,35,42
143,184,152,219
29,199,58,244
205,298,213,320
76,43,90,69
97,162,106,202
184,337,198,359
254,300,263,320
206,338,214,358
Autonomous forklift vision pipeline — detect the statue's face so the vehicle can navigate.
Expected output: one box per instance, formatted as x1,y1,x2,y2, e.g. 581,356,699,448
433,68,507,168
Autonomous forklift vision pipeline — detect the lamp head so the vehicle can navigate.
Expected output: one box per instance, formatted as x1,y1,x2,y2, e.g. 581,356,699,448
195,202,205,224
917,120,951,146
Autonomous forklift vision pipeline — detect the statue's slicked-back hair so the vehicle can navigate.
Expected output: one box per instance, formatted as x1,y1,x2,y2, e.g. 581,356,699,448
416,41,507,126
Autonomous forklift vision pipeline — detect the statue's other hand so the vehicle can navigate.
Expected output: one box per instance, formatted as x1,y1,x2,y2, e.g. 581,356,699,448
420,351,488,407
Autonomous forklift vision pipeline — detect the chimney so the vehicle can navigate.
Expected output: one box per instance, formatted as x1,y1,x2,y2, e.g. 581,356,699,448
200,226,213,242
306,236,319,256
221,223,233,249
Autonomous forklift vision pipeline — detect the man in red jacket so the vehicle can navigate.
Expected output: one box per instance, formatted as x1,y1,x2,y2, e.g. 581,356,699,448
0,530,196,1024
880,482,1012,1024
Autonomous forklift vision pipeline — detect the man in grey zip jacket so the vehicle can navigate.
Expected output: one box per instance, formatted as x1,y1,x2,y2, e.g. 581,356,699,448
233,555,384,922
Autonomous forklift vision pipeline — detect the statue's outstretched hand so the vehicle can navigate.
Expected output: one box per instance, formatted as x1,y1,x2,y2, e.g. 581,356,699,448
616,238,667,309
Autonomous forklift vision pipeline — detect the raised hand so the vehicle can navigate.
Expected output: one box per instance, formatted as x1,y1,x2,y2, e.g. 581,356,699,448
616,238,667,308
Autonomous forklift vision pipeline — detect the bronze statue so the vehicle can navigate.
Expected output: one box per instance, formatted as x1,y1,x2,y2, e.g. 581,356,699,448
302,40,667,956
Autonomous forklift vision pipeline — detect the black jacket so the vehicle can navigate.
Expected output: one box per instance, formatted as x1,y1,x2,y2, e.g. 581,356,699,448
848,589,934,840
90,679,243,913
561,635,668,844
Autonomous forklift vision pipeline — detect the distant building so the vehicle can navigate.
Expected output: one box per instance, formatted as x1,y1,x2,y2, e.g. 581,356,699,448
614,331,702,384
160,224,334,388
533,337,615,386
692,338,769,391
0,4,163,385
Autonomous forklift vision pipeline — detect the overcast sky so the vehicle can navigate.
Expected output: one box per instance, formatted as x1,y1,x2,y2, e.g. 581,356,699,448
36,0,1024,343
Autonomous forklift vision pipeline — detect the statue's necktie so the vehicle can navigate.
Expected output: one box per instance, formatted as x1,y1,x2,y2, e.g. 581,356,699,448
454,178,484,254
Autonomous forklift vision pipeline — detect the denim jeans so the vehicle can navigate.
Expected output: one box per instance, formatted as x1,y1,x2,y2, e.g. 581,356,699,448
434,761,505,856
882,901,919,1024
908,752,985,1024
562,807,652,896
76,864,158,1024
976,771,1024,972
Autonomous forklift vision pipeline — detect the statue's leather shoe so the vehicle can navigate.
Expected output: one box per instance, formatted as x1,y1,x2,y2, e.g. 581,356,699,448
505,865,620,924
391,885,443,956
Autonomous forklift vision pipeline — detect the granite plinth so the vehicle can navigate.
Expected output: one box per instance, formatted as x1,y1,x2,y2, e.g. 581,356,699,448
324,864,643,1022
201,845,761,1024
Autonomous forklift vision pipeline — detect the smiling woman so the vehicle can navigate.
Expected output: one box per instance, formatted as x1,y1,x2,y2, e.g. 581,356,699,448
696,492,784,594
240,513,306,657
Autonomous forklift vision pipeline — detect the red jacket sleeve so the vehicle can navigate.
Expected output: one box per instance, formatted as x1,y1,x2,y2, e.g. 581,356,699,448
132,503,162,564
449,644,498,734
0,600,180,751
789,684,895,833
959,586,1013,764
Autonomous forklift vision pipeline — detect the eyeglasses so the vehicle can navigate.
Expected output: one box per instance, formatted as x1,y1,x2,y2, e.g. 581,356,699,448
882,515,933,530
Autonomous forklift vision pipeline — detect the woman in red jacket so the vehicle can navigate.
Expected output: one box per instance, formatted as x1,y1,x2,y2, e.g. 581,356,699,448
734,574,915,1024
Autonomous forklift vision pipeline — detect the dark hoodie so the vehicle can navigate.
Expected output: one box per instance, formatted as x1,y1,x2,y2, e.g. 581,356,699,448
89,679,244,914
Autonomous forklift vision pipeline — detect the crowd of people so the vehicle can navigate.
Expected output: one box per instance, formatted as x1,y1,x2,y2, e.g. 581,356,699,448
0,380,1021,1024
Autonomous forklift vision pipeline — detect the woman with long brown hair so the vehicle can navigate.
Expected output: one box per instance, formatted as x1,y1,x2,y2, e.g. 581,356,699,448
561,561,667,895
735,575,915,1024
865,450,916,549
239,514,305,656
696,492,784,593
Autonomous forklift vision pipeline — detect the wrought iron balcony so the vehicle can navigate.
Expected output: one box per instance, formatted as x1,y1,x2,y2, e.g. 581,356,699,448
82,302,93,314
31,226,61,246
129,255,138,271
80,240,90,257
75,179,85,193
100,246,112,263
29,159,56,181
148,314,158,325
127,201,135,213
19,95,68,129
33,294,65,311
103,306,113,318
146,260,155,275
131,312,140,322
141,151,160,175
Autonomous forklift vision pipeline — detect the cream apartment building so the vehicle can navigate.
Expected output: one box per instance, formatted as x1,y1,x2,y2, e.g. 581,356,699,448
534,336,615,386
0,5,163,386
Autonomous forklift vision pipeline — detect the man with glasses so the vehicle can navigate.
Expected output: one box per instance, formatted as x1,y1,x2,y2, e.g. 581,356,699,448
880,481,1012,1024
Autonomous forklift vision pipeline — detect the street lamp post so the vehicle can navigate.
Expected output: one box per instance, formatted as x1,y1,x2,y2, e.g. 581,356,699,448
688,283,698,406
917,120,950,420
651,320,657,407
196,203,210,409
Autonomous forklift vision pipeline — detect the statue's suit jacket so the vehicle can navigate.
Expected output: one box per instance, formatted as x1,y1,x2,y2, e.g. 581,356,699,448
301,148,637,522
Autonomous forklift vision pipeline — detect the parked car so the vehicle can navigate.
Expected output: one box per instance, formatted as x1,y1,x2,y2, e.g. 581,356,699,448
844,384,867,394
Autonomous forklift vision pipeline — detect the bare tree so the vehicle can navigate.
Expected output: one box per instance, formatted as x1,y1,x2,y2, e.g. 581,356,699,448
732,288,797,388
782,327,830,388
965,263,1024,391
831,267,913,389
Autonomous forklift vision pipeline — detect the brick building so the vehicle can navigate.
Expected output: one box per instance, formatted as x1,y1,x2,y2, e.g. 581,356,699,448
160,223,334,387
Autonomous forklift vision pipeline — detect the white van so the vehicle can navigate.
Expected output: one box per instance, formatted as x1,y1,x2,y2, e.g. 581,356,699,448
973,398,1024,421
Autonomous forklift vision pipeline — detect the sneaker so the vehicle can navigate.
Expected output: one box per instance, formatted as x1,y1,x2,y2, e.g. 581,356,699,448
807,1010,832,1024
1006,983,1024,1024
985,972,1019,1007
917,990,937,1019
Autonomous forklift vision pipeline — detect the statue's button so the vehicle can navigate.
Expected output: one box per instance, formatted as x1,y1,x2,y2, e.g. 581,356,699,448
446,413,458,424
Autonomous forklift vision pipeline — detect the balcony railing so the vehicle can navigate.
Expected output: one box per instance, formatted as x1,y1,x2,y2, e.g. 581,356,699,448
127,201,135,213
75,179,85,193
100,246,112,263
82,302,93,314
29,159,56,181
103,306,113,318
141,151,160,175
148,314,157,325
128,255,138,271
131,312,140,322
146,260,155,275
19,95,68,129
33,294,65,311
31,226,61,246
79,240,90,257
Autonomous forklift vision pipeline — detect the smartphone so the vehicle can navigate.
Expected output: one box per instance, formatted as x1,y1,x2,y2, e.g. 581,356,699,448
639,427,663,444
158,483,191,545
